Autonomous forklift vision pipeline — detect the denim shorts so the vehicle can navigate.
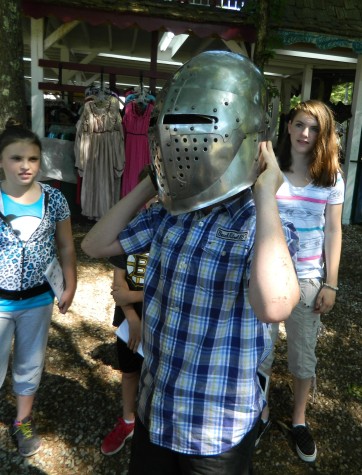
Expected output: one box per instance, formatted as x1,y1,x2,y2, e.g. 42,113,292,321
260,278,322,379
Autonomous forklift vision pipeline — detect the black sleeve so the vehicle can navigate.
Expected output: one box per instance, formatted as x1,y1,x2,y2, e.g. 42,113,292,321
109,254,127,270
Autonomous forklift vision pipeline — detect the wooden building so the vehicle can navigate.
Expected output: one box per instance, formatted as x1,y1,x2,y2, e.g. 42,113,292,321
21,0,362,223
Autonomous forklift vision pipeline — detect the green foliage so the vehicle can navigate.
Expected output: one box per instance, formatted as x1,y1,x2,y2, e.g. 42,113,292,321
265,79,280,98
347,383,362,401
290,95,301,109
330,83,353,105
287,83,353,111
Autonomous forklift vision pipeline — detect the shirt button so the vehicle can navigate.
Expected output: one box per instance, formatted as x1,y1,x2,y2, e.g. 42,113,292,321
199,222,204,227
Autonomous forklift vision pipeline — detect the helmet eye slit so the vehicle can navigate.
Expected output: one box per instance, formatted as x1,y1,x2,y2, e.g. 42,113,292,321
163,114,218,125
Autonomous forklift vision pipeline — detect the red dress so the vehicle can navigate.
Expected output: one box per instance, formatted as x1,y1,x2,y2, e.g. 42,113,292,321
121,101,154,197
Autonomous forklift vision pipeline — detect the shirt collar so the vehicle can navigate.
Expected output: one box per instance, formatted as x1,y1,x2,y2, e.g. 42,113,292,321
201,189,254,218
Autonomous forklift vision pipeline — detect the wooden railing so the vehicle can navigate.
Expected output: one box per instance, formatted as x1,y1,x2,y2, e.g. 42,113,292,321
160,0,246,10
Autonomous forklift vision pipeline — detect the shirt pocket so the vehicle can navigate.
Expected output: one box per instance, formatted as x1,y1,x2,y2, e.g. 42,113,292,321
195,238,251,296
299,278,322,307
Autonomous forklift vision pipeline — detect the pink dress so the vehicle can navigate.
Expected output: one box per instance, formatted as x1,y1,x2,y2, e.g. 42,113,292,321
121,101,154,197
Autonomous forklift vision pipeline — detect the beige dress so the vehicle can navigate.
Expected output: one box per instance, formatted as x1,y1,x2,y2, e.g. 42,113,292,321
74,95,125,220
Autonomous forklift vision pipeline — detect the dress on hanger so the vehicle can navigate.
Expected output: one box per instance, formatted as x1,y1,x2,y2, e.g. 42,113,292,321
121,100,154,197
74,95,125,220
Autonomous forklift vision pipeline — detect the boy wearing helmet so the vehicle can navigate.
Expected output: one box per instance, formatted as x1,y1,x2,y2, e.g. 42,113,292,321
82,51,299,475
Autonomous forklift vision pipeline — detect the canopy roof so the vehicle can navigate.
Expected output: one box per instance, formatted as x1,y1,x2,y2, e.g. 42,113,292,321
22,0,362,51
22,0,256,42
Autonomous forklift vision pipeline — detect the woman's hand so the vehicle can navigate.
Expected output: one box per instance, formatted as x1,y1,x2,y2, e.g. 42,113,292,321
314,286,337,314
58,287,76,314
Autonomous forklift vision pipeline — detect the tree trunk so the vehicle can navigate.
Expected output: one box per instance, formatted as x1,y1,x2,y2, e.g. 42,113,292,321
253,0,269,72
0,0,27,131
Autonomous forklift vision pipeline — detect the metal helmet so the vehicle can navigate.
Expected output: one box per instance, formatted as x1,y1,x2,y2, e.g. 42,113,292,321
149,50,268,215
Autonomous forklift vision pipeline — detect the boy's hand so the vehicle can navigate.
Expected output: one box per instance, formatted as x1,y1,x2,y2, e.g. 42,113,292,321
125,310,142,353
254,141,283,196
111,283,132,307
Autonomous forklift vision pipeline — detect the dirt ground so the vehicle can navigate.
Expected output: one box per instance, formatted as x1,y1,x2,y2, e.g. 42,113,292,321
0,219,361,475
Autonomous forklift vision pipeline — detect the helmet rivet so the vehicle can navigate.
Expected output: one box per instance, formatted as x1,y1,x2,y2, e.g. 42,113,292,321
225,102,229,106
214,126,218,130
191,106,196,110
213,108,217,112
190,127,194,131
236,118,240,122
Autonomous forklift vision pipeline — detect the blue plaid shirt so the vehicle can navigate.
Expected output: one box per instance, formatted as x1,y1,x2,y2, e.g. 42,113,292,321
120,190,298,455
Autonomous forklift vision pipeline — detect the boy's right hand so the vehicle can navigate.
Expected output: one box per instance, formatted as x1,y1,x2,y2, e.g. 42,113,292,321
126,311,142,353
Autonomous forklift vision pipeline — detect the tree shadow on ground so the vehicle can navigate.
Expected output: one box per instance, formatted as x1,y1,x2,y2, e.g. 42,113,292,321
0,315,130,474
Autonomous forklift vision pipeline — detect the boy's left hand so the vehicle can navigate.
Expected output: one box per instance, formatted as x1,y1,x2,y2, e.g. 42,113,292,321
111,284,132,307
254,141,283,195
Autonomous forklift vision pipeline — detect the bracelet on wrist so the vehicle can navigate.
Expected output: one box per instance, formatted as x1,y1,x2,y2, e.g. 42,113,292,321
323,282,339,292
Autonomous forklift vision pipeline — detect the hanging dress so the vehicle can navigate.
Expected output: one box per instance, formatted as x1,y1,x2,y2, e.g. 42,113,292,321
121,101,154,197
74,95,125,220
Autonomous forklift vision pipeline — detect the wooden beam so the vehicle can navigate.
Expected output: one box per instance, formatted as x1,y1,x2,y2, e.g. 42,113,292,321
38,82,86,93
44,20,80,50
38,59,172,80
